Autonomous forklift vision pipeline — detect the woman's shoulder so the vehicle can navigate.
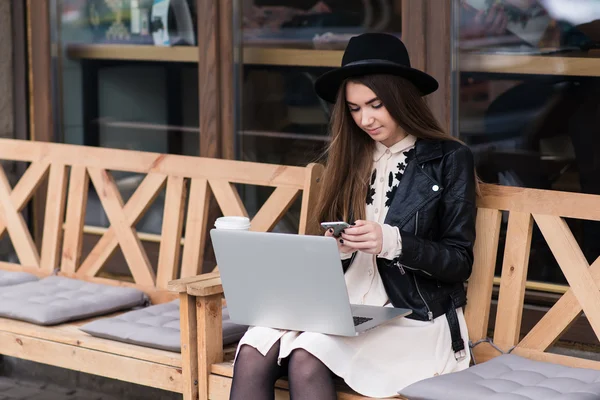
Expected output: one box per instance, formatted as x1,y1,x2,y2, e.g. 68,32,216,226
440,139,472,156
416,138,474,161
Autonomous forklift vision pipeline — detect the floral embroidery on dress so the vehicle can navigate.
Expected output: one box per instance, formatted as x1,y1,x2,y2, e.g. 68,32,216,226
384,148,414,208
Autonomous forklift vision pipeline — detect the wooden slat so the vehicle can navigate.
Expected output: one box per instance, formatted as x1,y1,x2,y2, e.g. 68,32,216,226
461,53,600,77
0,139,308,188
493,211,533,349
0,330,182,393
76,173,166,278
61,165,89,274
477,183,600,222
0,161,50,239
512,347,600,370
0,261,48,277
40,163,68,273
180,293,199,400
180,178,210,279
250,187,299,232
0,164,40,267
66,44,198,62
156,176,186,289
465,208,502,342
298,163,324,235
168,272,219,293
197,294,224,400
87,168,156,286
0,317,181,367
209,365,390,399
519,255,600,351
188,277,223,297
209,180,248,217
533,214,600,341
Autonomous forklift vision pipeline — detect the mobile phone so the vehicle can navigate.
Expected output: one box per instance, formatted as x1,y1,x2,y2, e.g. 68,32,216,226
320,221,351,237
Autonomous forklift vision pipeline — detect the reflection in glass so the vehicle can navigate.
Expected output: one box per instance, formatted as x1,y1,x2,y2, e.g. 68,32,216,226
236,1,403,232
456,0,600,283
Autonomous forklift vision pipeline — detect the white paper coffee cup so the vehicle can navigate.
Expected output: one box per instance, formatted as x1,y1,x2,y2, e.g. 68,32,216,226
214,216,251,231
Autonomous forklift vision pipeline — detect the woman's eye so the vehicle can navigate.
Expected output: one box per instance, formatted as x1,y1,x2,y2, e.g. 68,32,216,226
372,103,383,109
349,107,360,112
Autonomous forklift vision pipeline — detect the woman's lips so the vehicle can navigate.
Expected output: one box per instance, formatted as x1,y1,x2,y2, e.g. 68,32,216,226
366,127,381,134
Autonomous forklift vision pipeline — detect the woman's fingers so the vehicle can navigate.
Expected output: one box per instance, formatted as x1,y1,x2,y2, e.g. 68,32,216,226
341,239,378,251
341,232,376,242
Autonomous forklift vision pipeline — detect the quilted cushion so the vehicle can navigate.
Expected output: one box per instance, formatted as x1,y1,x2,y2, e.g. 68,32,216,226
79,300,248,352
399,354,600,400
0,270,38,286
0,276,148,325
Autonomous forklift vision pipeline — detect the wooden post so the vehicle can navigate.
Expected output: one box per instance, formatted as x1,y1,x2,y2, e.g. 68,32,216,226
401,0,453,134
27,0,54,248
197,0,222,159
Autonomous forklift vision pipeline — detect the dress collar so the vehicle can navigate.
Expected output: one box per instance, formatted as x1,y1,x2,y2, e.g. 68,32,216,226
373,134,417,161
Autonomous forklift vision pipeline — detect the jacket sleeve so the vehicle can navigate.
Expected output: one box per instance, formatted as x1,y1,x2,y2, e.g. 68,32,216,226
397,145,477,283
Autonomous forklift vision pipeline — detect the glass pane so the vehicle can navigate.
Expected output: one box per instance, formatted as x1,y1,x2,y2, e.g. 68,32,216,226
454,0,600,283
55,0,199,155
236,0,403,231
53,0,199,240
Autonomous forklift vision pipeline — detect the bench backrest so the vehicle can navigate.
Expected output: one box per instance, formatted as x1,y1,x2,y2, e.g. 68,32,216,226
0,139,323,303
466,183,600,369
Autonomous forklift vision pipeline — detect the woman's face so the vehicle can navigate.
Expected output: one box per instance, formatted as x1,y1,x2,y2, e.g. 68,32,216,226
345,81,406,147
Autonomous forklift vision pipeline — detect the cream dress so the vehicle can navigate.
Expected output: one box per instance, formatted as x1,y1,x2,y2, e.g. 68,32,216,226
236,135,470,398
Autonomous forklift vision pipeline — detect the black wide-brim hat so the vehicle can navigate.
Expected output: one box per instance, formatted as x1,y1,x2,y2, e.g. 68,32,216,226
314,33,439,103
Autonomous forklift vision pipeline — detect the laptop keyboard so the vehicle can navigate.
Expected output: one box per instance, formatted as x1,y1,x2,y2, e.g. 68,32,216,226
353,316,373,326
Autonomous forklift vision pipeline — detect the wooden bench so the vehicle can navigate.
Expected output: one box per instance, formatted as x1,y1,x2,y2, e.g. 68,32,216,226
184,183,600,399
0,138,323,399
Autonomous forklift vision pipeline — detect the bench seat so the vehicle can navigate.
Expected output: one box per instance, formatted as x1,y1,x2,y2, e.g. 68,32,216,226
80,300,248,352
0,276,148,325
399,354,600,400
0,315,185,392
0,270,38,286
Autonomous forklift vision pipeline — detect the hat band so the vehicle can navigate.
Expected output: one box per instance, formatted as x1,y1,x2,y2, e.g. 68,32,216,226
344,59,409,68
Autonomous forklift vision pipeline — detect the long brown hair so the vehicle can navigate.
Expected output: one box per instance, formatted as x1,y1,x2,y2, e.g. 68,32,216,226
315,74,473,224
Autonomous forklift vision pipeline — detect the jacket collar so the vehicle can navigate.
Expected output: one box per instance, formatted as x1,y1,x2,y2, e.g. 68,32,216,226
414,138,444,164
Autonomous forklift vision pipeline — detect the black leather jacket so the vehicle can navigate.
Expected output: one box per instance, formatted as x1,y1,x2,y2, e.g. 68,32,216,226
342,138,477,322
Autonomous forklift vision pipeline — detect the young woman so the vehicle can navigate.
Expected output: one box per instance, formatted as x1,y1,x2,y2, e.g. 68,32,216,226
230,33,477,399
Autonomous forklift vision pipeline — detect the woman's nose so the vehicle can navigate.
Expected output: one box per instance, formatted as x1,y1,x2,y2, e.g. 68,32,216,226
361,111,374,127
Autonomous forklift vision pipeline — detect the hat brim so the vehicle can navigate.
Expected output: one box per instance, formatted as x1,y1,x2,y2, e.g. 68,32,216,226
314,63,439,103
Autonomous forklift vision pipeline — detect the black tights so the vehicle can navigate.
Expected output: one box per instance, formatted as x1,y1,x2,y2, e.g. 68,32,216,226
230,342,337,400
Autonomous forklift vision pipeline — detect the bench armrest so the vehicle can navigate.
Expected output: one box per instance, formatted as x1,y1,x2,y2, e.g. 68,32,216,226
181,276,224,398
167,272,220,293
187,276,224,297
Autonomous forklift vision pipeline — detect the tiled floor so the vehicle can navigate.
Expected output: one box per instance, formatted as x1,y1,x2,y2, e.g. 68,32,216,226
0,377,118,400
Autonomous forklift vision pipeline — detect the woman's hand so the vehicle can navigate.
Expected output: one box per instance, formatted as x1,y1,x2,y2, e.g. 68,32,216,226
340,220,383,255
324,228,354,253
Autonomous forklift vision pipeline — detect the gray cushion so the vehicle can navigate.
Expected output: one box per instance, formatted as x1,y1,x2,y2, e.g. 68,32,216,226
0,276,148,325
399,354,600,400
79,300,248,352
0,270,38,286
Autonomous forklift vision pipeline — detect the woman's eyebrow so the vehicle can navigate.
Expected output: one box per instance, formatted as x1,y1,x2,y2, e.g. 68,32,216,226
346,97,379,106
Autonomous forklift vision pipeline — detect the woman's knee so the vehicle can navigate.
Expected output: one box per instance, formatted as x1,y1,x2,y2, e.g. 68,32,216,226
234,344,280,382
287,349,330,384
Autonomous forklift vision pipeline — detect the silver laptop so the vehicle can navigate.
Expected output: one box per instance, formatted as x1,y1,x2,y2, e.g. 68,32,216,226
210,229,411,336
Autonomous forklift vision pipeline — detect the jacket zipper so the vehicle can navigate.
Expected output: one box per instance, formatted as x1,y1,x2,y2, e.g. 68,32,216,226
415,211,419,236
414,274,433,321
412,210,433,321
